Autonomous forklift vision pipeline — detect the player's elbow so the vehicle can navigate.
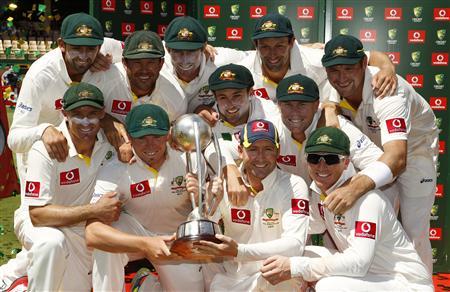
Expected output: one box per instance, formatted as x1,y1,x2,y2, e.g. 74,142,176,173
29,206,46,227
350,255,372,277
85,221,102,249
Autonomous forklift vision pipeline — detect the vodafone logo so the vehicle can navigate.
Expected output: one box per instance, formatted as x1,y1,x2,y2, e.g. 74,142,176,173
25,181,40,198
386,118,407,134
250,6,266,18
384,8,402,20
204,5,220,18
432,53,449,66
360,29,377,42
434,8,450,21
429,228,442,240
430,97,447,110
406,74,423,87
292,199,309,215
251,88,270,100
336,7,353,20
174,3,186,16
231,208,251,225
54,98,63,110
140,1,154,14
226,27,243,40
102,0,116,12
157,24,167,37
355,221,376,240
297,6,314,19
435,184,444,198
251,121,269,133
277,155,297,166
112,100,132,115
121,23,135,36
408,30,425,43
130,180,151,198
439,141,445,154
386,52,400,65
60,168,80,185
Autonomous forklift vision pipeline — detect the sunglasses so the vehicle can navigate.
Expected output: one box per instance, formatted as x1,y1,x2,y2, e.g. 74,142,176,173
306,153,344,165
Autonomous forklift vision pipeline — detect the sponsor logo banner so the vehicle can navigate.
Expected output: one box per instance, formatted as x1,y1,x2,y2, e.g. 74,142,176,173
252,88,270,100
439,141,445,154
60,168,80,185
251,121,269,132
204,5,220,18
384,8,402,20
130,180,151,198
406,74,423,87
174,3,186,16
408,30,426,43
231,208,251,225
297,6,314,19
434,8,450,21
102,0,116,12
140,1,153,14
250,6,266,18
355,221,376,240
432,53,449,66
435,184,444,198
157,24,167,37
386,52,400,65
226,27,243,40
360,29,376,42
336,7,353,20
429,97,447,110
292,199,309,215
121,23,135,36
429,228,442,240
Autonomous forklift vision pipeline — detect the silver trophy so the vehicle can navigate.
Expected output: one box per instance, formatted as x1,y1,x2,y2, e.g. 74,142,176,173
170,114,222,259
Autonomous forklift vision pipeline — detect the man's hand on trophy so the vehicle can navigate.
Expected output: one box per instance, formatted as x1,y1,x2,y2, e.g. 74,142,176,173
185,172,200,204
195,105,219,127
143,234,182,263
193,234,238,258
207,177,223,216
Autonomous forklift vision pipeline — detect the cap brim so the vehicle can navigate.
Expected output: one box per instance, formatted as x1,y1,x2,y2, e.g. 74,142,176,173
252,31,293,40
210,82,250,91
277,94,318,102
124,52,165,59
129,128,169,138
166,42,204,50
63,38,104,46
64,100,104,111
305,145,348,155
322,56,362,68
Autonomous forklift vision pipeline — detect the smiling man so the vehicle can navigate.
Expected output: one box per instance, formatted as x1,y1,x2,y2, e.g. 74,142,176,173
260,127,433,292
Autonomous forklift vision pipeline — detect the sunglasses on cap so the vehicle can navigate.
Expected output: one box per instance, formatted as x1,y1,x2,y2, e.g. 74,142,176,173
306,153,344,165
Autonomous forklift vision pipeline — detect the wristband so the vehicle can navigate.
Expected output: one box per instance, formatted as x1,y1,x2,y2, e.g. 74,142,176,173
359,161,393,189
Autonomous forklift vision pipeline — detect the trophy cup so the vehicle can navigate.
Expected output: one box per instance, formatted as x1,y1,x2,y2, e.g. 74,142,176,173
170,114,223,259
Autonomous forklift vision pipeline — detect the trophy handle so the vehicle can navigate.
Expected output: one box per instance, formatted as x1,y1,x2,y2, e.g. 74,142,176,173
208,133,223,216
193,121,205,218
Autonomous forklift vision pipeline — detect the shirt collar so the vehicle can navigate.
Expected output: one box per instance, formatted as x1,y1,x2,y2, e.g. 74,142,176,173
240,164,279,196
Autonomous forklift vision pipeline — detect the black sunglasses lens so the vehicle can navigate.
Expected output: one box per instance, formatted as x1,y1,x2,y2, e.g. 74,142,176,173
307,154,341,165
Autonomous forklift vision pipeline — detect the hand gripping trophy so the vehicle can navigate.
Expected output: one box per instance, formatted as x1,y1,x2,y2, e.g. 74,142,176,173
170,114,223,259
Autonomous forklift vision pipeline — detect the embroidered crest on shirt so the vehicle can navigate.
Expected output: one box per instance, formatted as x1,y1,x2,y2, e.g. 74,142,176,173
262,208,280,228
260,21,277,31
171,175,186,195
75,25,93,37
177,28,193,40
366,116,380,131
219,70,236,81
333,214,347,230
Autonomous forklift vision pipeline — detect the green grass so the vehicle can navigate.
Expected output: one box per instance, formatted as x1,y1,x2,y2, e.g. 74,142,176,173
0,195,21,265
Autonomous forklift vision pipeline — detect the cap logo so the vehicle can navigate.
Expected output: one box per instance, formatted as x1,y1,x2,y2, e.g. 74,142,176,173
260,20,277,31
219,70,236,81
316,134,332,145
287,83,304,94
332,46,348,57
177,28,194,40
78,90,93,99
141,116,157,127
137,41,153,51
75,25,93,37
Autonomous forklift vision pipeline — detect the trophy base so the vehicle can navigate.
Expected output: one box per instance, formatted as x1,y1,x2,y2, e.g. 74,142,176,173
170,219,222,260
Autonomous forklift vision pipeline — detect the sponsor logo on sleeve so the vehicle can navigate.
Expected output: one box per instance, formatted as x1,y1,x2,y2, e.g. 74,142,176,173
25,181,40,198
336,7,353,20
434,8,450,21
360,29,376,42
17,102,32,112
435,184,444,198
102,0,116,12
204,5,220,18
385,52,400,65
355,221,376,240
251,121,269,132
111,100,132,115
406,74,424,88
174,3,186,16
231,208,251,225
60,168,80,185
121,23,135,36
226,27,243,40
130,180,151,198
55,98,63,110
429,97,447,110
386,118,407,134
408,30,426,43
292,199,309,215
140,1,154,14
384,8,402,20
250,6,266,18
251,88,270,100
432,53,449,66
277,155,296,166
429,228,442,240
297,6,314,19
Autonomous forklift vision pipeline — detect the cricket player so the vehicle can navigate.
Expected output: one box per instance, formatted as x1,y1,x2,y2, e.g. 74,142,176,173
194,119,310,291
261,127,433,292
322,34,438,271
21,83,119,291
86,104,218,291
1,12,121,288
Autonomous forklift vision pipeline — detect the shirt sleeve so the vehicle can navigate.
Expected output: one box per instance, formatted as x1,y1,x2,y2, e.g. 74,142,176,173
100,37,124,64
339,116,383,171
214,47,254,67
8,77,52,153
291,193,382,281
236,176,310,261
90,159,122,204
22,144,56,207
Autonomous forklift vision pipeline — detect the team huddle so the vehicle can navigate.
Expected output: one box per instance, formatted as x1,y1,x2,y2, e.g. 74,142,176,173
0,11,437,292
